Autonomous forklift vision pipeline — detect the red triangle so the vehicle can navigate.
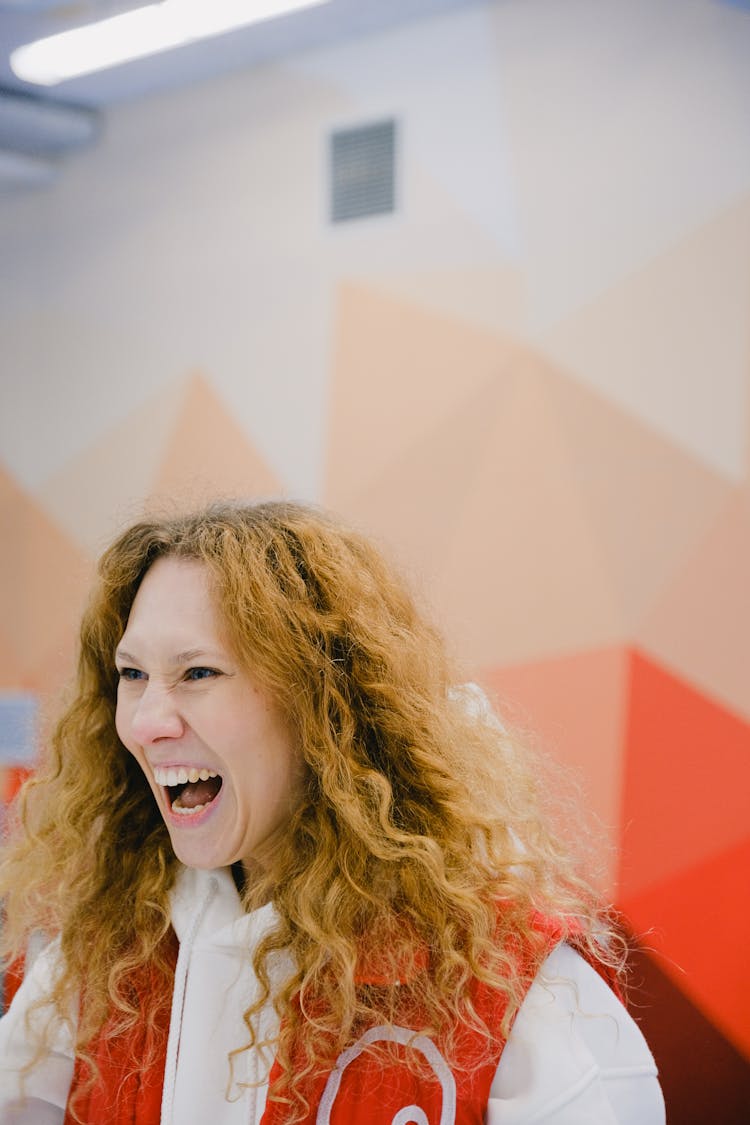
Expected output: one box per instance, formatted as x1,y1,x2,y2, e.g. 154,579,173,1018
625,930,750,1121
619,650,750,900
620,837,750,1061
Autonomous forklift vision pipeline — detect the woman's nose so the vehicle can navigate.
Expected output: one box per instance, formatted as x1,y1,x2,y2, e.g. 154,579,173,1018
129,684,184,745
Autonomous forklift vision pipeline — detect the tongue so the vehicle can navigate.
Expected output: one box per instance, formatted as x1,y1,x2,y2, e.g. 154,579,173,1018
175,777,221,809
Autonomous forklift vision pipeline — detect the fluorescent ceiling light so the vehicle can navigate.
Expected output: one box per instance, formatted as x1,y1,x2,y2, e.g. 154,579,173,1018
11,0,331,86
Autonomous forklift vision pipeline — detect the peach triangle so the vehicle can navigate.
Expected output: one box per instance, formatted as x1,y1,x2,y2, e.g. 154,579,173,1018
327,372,515,598
479,646,630,893
149,373,282,507
618,650,750,901
541,368,730,630
0,465,91,687
432,358,623,668
637,489,750,719
374,264,524,339
325,282,525,507
20,625,81,700
542,194,750,481
620,837,750,1061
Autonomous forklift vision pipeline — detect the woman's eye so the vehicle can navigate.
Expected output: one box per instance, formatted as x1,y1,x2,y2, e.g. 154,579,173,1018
184,667,219,682
118,667,145,681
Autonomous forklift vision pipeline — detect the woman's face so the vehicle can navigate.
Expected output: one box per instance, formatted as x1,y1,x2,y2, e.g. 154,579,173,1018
115,555,303,879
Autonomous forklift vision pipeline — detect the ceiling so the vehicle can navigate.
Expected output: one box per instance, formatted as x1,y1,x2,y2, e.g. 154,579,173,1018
0,0,487,189
0,0,485,106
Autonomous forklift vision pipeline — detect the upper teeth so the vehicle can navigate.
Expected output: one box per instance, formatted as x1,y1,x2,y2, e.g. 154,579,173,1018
153,766,219,787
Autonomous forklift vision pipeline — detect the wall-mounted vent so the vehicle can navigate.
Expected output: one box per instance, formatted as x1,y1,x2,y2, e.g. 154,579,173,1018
330,119,396,223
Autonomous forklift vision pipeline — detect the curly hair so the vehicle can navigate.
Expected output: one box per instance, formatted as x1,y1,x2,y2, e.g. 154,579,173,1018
0,500,623,1121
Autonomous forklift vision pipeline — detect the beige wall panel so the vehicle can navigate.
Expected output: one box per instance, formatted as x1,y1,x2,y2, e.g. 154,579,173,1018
490,0,750,333
362,265,525,339
541,369,730,628
539,196,750,480
638,490,750,719
38,380,185,555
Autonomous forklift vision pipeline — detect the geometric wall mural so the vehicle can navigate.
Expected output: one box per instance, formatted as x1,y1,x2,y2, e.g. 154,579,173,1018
323,281,750,1115
326,282,748,712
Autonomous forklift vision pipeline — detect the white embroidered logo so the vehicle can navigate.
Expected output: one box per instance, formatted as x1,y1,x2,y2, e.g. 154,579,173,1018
315,1025,456,1125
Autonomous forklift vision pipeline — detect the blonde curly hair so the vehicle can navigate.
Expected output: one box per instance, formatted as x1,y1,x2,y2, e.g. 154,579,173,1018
1,500,623,1121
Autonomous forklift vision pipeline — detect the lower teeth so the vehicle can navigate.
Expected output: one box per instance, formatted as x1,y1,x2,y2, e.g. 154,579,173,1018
173,801,208,815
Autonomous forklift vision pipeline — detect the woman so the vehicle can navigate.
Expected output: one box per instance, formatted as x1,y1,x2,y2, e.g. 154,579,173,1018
0,501,665,1124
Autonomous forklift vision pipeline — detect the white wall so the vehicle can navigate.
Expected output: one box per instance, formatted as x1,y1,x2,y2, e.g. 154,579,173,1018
1,0,748,508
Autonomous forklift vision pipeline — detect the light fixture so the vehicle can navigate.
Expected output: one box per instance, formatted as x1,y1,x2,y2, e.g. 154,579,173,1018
11,0,331,87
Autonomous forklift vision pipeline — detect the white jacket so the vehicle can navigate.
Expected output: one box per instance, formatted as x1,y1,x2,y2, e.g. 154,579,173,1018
0,865,665,1124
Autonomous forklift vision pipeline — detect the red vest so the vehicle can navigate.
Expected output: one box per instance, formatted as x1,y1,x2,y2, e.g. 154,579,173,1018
63,917,566,1125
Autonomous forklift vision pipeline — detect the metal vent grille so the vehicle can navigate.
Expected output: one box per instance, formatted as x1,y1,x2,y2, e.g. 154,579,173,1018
330,119,396,223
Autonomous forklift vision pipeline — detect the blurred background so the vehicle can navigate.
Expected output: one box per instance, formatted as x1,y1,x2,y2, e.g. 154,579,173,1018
1,0,749,1119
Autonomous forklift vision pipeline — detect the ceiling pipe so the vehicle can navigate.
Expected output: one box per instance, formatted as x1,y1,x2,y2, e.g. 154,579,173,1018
0,145,57,190
0,86,98,155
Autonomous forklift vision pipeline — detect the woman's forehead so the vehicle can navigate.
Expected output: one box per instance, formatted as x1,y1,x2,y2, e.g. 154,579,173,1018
122,557,225,642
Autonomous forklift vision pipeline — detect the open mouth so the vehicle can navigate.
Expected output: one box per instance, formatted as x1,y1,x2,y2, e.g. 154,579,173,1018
153,766,223,816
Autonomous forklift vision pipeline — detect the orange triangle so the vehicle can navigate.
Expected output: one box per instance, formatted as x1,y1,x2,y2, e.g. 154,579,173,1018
480,647,629,892
0,465,91,690
620,837,750,1061
619,650,750,900
638,490,750,719
150,373,283,506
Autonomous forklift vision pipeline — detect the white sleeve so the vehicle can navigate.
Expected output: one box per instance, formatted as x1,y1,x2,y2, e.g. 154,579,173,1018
487,943,665,1124
0,941,76,1124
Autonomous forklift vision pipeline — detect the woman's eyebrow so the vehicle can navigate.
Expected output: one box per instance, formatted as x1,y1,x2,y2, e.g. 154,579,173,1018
174,648,220,663
113,647,221,665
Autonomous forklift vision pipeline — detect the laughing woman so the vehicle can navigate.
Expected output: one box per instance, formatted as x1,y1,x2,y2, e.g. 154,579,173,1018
0,501,665,1124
